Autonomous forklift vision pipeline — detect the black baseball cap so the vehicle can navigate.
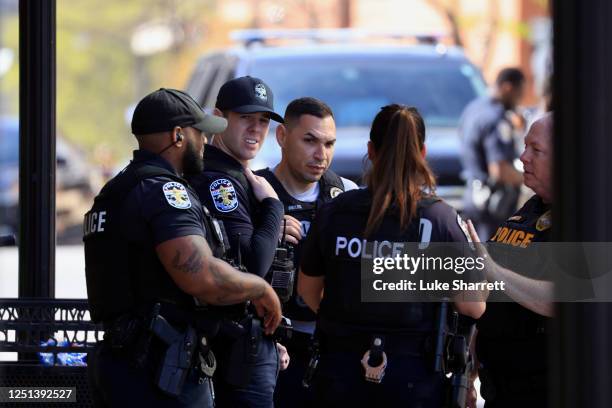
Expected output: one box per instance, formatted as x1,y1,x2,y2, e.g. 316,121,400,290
131,88,227,135
215,76,284,123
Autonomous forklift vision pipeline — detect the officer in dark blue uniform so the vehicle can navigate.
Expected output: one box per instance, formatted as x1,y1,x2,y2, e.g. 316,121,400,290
84,88,282,407
186,77,285,407
467,114,554,408
298,104,486,407
460,68,526,240
254,97,358,407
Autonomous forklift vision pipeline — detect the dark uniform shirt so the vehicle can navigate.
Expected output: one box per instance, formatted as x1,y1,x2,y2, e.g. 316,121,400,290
459,96,518,184
301,188,472,330
476,194,551,401
84,149,207,323
186,144,284,278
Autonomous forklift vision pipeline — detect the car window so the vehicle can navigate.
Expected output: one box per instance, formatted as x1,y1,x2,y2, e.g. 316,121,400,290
0,120,19,165
250,57,486,128
186,55,224,106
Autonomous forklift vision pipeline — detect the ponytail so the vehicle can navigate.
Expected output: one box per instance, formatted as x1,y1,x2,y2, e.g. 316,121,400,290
364,105,436,237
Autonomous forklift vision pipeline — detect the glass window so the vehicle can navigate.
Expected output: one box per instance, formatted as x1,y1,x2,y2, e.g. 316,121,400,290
250,56,486,128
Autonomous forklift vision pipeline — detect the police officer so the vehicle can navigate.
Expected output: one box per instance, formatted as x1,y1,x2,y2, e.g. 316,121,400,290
84,88,282,407
254,97,358,407
460,68,526,240
298,104,486,407
186,76,285,407
467,114,554,408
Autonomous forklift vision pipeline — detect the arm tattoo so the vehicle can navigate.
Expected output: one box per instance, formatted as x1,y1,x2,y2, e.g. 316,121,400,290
171,244,204,275
209,259,267,304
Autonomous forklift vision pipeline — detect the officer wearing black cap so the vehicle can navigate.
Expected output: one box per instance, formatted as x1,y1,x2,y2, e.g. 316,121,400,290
298,105,485,407
254,97,358,408
84,88,282,408
186,76,285,407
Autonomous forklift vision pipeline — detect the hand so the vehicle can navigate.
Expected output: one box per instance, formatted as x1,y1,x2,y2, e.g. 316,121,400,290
276,343,290,370
467,219,494,282
279,215,302,245
466,379,478,408
252,284,282,335
244,168,279,202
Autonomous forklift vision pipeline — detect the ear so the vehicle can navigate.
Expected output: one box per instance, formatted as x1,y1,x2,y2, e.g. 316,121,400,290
421,144,427,159
172,126,184,146
213,107,224,118
276,124,287,148
367,141,376,162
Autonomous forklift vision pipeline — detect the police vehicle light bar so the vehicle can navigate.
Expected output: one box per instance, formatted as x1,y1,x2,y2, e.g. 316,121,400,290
230,28,450,46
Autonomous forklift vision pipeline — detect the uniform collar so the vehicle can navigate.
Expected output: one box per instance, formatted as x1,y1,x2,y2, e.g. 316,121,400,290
203,144,244,172
132,149,178,175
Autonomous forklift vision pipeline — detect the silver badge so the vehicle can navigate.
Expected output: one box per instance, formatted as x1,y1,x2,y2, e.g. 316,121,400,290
457,214,475,250
329,187,343,198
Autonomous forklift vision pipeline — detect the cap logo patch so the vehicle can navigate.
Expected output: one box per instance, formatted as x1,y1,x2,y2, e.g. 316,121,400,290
210,178,238,212
162,182,192,209
254,83,267,101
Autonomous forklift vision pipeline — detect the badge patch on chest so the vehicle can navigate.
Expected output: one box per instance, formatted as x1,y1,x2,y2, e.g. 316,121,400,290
457,214,475,249
209,178,238,212
329,187,343,198
162,182,192,209
536,210,552,231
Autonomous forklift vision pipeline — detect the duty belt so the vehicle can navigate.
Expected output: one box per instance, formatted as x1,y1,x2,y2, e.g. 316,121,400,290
317,318,432,357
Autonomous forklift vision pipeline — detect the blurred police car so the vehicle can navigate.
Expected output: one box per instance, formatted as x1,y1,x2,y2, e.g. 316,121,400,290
0,116,95,237
185,29,487,208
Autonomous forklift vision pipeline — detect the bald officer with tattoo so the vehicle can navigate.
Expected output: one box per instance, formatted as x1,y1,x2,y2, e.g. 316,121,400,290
84,88,281,408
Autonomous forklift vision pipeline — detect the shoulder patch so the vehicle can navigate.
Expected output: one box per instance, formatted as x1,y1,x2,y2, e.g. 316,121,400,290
457,214,475,249
496,121,513,143
329,187,343,198
162,182,192,209
209,178,238,213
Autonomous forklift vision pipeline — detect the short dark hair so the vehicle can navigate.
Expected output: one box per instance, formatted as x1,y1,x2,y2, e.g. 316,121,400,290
284,97,334,126
496,67,526,87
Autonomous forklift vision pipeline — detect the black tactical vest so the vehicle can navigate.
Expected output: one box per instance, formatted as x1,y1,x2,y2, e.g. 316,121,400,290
256,168,345,321
83,162,224,324
318,193,441,335
476,195,550,372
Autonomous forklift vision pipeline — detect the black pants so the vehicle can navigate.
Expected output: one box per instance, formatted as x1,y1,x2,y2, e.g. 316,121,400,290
274,331,315,408
479,370,547,408
312,351,445,408
88,341,213,408
483,393,546,408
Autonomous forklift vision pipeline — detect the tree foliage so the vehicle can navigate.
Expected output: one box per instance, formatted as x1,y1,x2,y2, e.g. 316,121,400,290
2,0,217,164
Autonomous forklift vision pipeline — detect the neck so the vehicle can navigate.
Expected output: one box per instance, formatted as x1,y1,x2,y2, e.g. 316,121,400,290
212,135,247,168
140,145,182,174
491,89,512,110
274,161,317,196
541,194,553,205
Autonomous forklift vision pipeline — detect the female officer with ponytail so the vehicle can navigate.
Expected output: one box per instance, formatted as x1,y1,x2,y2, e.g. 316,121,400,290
298,105,486,407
